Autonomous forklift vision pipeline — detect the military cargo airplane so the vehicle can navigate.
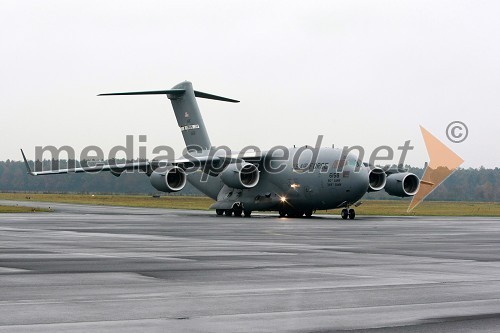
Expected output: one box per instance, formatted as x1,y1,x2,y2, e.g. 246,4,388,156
22,81,420,219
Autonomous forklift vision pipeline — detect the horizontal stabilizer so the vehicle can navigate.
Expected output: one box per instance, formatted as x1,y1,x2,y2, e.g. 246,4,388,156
98,89,185,96
194,91,239,103
98,88,239,103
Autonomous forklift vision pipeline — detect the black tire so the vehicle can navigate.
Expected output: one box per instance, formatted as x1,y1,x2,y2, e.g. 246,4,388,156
216,209,224,216
233,209,242,217
348,208,355,220
224,209,233,216
341,208,348,220
304,210,313,218
244,210,252,217
279,210,286,218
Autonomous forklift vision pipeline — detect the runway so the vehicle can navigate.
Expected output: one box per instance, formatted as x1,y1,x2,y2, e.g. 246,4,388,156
0,200,499,332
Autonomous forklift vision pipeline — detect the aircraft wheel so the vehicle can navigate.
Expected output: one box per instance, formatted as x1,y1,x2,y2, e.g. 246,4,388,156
216,209,224,216
233,209,242,217
341,208,348,220
244,210,252,217
304,210,313,218
224,209,233,216
279,210,286,218
348,209,355,220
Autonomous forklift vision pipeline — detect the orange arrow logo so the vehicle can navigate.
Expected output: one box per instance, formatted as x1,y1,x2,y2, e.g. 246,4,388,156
408,126,464,212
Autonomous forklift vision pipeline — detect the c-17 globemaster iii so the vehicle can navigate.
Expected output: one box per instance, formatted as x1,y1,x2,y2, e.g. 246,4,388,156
22,81,420,219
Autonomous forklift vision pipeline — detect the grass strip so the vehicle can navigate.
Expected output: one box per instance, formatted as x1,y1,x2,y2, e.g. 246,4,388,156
0,193,497,216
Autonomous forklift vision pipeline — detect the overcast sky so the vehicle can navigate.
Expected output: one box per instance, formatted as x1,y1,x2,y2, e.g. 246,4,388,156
1,0,498,167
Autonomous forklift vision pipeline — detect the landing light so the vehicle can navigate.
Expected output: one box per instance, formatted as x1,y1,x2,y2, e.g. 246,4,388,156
280,196,287,203
290,183,300,189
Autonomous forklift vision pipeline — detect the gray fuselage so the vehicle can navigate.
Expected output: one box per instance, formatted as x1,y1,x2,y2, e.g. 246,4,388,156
187,147,369,212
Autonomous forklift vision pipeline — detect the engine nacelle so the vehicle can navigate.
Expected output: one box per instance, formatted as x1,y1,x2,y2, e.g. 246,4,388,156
384,172,420,197
367,167,387,192
150,166,187,192
220,162,260,189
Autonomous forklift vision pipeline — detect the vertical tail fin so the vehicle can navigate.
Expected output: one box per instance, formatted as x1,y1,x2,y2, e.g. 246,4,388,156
99,81,239,152
168,81,213,152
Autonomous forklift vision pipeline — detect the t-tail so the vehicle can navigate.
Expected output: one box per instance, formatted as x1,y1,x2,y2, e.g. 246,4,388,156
99,81,239,152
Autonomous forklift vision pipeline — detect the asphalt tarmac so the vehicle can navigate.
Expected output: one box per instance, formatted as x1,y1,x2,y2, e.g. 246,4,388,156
0,200,499,332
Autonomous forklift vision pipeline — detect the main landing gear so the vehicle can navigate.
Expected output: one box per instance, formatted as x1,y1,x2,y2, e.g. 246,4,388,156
341,208,356,220
215,208,252,217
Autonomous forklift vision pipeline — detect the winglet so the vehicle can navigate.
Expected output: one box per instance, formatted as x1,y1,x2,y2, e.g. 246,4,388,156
20,149,35,175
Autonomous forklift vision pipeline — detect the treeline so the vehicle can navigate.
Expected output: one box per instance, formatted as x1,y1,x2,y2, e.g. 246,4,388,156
365,166,498,202
0,159,202,195
0,160,498,201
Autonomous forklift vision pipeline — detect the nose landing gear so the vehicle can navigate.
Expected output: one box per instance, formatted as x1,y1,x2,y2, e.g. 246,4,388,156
341,208,356,220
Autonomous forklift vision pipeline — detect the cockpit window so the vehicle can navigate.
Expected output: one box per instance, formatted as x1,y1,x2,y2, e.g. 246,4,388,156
347,159,357,167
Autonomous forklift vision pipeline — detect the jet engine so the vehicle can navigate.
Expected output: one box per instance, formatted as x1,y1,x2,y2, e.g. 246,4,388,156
384,172,420,197
150,166,187,192
220,162,260,189
367,167,387,192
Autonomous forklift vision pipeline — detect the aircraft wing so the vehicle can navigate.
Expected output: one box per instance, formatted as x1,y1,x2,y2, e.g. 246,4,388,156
225,151,265,163
21,150,151,177
20,149,222,177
